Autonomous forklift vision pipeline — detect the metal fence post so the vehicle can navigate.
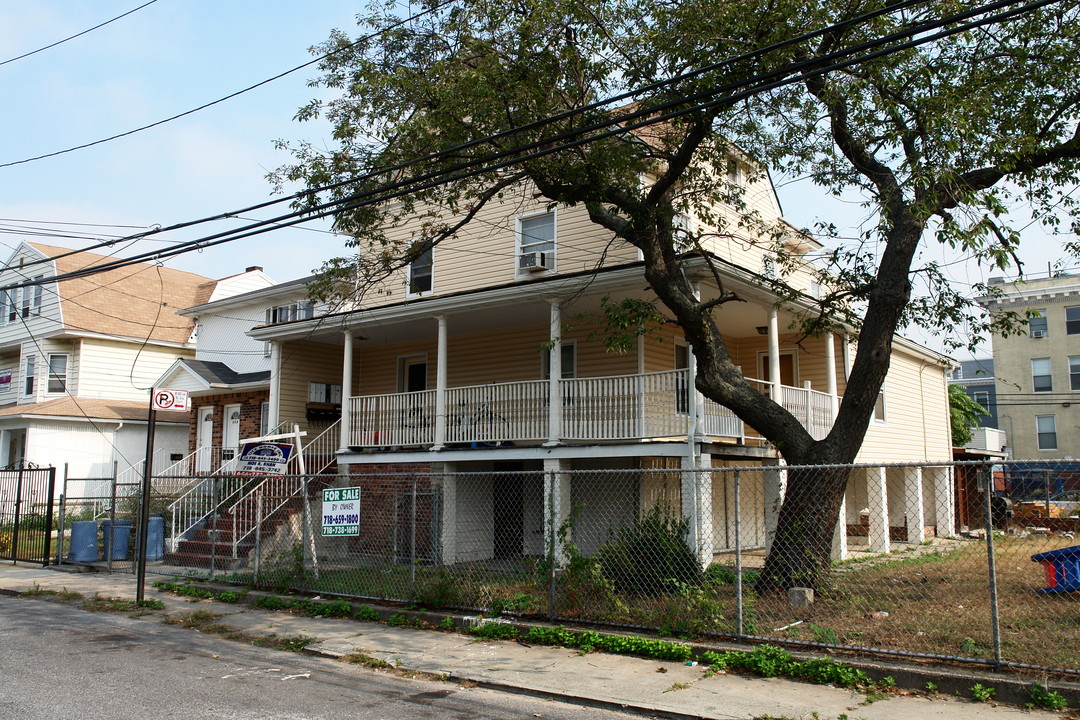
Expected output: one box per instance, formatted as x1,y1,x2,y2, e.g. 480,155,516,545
254,489,263,587
734,469,743,637
43,468,55,567
209,476,217,581
982,467,1002,669
11,465,23,566
107,471,117,572
57,464,69,566
410,475,417,600
547,470,557,620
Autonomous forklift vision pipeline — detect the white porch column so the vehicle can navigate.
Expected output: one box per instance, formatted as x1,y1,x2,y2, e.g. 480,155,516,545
543,458,572,565
867,465,891,553
931,465,956,537
904,466,926,544
763,460,786,552
545,301,562,447
432,315,448,451
824,331,838,418
339,331,353,452
767,307,781,399
681,451,713,567
268,341,282,429
437,462,457,564
831,491,849,562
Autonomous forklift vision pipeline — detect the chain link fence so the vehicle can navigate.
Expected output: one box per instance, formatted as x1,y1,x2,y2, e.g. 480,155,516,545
53,459,1080,674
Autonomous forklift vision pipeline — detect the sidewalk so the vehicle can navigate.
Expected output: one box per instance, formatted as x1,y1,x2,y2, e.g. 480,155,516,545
0,563,1073,720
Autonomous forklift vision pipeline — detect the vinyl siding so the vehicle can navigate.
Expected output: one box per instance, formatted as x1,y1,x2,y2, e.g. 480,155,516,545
75,339,193,401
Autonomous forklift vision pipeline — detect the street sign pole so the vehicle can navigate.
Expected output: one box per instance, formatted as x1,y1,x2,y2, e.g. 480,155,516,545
135,397,157,603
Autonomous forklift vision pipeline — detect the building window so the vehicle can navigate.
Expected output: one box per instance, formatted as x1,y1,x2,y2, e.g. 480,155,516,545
267,301,314,324
872,391,886,423
1029,309,1048,338
726,158,743,186
47,354,68,393
518,211,555,272
23,355,35,397
972,390,990,409
407,247,433,295
1071,356,1080,391
1067,306,1080,335
1036,415,1058,450
5,290,16,323
260,402,270,436
1032,357,1053,392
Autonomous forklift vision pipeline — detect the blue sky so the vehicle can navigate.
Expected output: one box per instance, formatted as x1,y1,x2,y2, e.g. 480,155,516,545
0,1,1067,357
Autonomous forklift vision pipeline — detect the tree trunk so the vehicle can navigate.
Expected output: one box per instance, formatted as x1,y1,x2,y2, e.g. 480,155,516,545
755,464,851,594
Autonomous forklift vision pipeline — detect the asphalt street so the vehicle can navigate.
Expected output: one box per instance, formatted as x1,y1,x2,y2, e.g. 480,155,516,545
0,595,641,720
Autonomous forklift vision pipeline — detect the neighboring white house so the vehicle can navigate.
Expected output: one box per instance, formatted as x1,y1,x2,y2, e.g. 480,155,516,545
0,242,260,494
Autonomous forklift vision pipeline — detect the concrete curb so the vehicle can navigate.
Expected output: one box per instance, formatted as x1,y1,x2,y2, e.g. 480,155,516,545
168,580,1080,711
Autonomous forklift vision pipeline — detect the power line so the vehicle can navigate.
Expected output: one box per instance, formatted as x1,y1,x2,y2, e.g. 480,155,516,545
1,0,938,265
3,0,1056,292
0,0,159,68
0,0,460,169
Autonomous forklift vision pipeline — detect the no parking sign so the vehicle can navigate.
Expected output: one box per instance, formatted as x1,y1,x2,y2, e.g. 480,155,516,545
151,388,189,412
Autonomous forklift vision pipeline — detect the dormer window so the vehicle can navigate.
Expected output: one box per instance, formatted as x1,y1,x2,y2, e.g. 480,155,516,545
267,301,314,324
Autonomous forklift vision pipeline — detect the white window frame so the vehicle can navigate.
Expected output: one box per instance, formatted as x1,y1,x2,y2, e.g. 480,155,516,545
407,246,434,297
23,355,35,397
1029,309,1048,338
1067,306,1080,335
47,353,68,394
972,390,990,409
5,290,16,323
1036,414,1058,451
1071,356,1080,392
260,401,270,436
872,391,887,424
267,301,314,324
1032,357,1053,393
517,209,556,275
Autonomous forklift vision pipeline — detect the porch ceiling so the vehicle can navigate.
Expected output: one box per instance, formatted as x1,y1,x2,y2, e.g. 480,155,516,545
261,258,813,348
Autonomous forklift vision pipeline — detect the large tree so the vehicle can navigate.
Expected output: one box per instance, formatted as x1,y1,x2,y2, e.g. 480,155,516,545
274,0,1080,590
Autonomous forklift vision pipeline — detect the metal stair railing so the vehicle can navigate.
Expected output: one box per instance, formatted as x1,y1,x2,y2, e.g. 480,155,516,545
229,474,304,559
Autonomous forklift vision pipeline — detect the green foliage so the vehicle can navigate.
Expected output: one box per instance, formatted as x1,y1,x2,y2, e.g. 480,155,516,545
438,616,456,631
489,592,543,616
253,595,288,611
415,566,460,609
970,683,996,702
469,621,520,640
658,581,724,638
354,605,381,622
387,613,407,627
948,385,988,447
595,505,701,596
523,625,578,647
808,624,839,645
703,645,872,691
1027,683,1067,710
924,682,938,693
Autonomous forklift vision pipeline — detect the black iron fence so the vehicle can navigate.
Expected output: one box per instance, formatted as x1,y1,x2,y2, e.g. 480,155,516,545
0,466,55,565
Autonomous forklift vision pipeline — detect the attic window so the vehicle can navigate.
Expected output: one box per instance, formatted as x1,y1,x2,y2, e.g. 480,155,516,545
267,301,314,324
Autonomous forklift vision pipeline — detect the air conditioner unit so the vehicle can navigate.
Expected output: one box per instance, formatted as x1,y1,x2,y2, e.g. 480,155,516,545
1031,329,1046,338
519,252,554,272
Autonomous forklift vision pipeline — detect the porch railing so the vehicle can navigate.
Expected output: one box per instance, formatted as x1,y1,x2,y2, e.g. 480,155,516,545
347,369,839,449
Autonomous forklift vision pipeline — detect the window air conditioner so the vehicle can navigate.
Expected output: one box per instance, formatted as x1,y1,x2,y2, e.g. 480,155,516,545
1031,329,1046,338
519,252,554,272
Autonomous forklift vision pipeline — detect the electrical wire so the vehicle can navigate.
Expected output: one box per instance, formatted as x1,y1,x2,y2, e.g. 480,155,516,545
0,0,461,169
1,0,939,262
0,0,159,68
5,0,1053,293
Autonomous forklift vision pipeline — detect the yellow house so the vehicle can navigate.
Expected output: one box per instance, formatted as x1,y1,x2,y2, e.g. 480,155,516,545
161,164,953,568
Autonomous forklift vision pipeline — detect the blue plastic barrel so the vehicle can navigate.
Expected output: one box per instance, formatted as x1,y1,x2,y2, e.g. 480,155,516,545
145,515,164,561
68,521,98,562
101,520,133,560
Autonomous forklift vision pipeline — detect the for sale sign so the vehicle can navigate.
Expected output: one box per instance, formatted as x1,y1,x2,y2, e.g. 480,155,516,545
322,486,360,536
235,442,293,476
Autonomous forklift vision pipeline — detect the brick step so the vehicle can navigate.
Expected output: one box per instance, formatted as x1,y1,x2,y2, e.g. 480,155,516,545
161,551,247,571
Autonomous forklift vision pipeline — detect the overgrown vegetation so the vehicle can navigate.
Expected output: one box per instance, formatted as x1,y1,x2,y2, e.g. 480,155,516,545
702,645,874,691
1026,682,1068,710
595,505,701,596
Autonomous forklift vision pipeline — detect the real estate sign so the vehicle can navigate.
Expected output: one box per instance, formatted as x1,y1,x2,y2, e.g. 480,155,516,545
322,487,360,536
235,442,294,476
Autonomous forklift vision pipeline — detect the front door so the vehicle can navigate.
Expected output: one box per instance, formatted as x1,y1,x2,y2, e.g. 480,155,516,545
222,404,241,466
758,350,797,387
196,406,214,473
493,462,524,560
